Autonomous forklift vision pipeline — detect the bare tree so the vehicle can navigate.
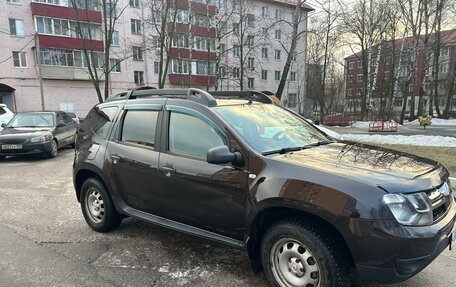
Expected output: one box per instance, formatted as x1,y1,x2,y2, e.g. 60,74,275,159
70,0,130,103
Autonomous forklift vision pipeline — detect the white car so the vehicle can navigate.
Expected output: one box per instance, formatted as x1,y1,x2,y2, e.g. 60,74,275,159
0,104,14,131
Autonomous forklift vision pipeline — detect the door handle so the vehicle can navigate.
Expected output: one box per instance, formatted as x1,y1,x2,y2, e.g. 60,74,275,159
160,166,176,177
110,154,120,164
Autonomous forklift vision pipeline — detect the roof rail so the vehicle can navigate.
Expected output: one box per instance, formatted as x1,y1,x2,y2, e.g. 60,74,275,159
209,90,273,104
105,88,217,107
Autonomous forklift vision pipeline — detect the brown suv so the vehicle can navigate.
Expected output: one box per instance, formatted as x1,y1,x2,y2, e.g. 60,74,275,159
73,88,455,287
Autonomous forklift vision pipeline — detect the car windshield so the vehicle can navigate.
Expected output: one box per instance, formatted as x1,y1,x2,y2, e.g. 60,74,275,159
214,104,330,154
7,113,54,128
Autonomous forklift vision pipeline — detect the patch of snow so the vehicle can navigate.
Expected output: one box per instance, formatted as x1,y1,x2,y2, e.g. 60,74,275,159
405,118,456,126
315,125,342,140
351,121,372,129
341,134,456,147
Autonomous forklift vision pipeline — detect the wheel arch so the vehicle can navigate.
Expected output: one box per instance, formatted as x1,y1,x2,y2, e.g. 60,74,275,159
74,167,111,203
246,206,355,274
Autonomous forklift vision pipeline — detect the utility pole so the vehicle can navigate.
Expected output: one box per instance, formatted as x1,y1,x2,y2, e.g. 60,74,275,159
35,33,45,111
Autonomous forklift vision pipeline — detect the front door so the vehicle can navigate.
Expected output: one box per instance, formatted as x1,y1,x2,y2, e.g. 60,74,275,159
158,104,248,240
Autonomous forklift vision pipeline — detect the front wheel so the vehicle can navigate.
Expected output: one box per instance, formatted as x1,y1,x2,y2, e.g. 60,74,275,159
48,139,58,158
261,219,352,287
80,178,122,232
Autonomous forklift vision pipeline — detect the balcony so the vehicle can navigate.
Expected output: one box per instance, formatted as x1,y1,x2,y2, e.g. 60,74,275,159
31,2,102,23
169,74,215,86
167,23,216,37
38,35,104,52
169,48,216,61
40,65,105,81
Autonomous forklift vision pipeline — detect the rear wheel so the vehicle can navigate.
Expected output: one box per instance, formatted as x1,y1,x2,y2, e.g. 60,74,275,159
0,155,6,160
261,219,352,287
48,139,58,158
80,178,122,232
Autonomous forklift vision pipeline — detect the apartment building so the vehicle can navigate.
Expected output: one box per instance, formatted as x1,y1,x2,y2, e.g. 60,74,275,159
0,0,312,116
344,29,456,119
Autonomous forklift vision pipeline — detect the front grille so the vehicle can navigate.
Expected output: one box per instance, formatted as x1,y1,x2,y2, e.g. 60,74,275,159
426,182,452,222
0,138,28,144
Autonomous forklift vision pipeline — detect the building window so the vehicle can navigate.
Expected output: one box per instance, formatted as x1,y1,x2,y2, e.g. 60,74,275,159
275,30,281,40
233,22,240,35
193,36,216,51
347,89,352,97
288,93,297,108
131,19,141,34
109,58,121,73
358,61,362,68
9,18,24,37
111,31,119,46
248,77,254,88
247,35,254,48
193,14,211,27
261,28,268,39
129,0,139,8
275,70,281,81
275,9,283,20
292,51,297,61
7,0,21,4
247,57,254,69
171,34,189,48
439,63,448,74
357,74,363,82
154,62,161,74
440,47,450,57
40,48,75,67
132,46,143,61
233,67,240,78
219,43,226,54
261,70,268,80
233,45,240,58
219,0,225,9
262,7,269,17
275,49,281,60
394,99,403,107
262,47,268,59
171,59,190,74
233,1,240,12
247,14,255,27
106,2,117,18
134,71,144,84
12,51,27,68
290,72,296,81
348,61,354,69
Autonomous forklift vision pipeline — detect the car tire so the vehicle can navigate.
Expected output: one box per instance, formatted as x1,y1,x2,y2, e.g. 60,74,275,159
0,155,5,160
48,139,58,158
261,219,353,287
80,178,122,232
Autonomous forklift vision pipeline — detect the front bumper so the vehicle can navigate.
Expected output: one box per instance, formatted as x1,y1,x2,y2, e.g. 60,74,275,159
350,198,456,284
0,141,53,157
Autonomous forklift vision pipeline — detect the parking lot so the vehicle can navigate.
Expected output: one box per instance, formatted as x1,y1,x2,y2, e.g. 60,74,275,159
0,149,455,287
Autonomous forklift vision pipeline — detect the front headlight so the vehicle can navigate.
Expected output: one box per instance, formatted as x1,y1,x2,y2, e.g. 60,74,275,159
383,192,433,226
30,134,52,143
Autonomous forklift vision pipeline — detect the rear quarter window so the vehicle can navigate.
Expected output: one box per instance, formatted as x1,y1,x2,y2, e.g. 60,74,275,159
82,106,119,139
0,107,6,115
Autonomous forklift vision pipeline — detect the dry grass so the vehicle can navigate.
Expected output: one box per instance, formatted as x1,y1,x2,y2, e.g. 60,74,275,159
377,144,456,176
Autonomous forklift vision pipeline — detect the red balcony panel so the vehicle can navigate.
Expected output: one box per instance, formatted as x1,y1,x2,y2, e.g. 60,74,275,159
169,48,216,61
169,74,215,86
191,26,216,37
38,35,104,52
31,3,102,23
174,0,189,10
167,23,190,34
191,2,217,15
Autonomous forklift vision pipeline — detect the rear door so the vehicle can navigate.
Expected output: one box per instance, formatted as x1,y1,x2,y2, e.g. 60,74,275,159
157,100,249,240
106,99,165,214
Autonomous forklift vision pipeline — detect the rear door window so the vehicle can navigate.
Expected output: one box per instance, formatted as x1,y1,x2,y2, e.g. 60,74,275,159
121,110,159,148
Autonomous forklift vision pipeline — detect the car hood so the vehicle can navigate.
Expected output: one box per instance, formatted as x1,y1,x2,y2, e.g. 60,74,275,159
0,127,52,138
270,142,447,193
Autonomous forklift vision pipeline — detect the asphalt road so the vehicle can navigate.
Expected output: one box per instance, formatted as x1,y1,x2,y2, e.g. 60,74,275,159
0,149,455,287
330,124,456,137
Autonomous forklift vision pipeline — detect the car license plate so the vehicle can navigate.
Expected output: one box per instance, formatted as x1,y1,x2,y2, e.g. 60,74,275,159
1,144,22,149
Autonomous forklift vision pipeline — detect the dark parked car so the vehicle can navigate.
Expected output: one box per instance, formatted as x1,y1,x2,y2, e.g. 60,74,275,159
0,111,77,159
73,89,455,287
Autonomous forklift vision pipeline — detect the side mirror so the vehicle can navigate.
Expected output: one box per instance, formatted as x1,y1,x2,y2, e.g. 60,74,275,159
207,145,242,165
1,123,6,128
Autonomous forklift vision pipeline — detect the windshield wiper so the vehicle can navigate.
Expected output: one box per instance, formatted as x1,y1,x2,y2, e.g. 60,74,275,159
262,141,333,156
262,146,303,156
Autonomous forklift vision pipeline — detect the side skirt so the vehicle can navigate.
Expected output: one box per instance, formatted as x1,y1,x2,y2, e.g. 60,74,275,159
112,196,246,249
